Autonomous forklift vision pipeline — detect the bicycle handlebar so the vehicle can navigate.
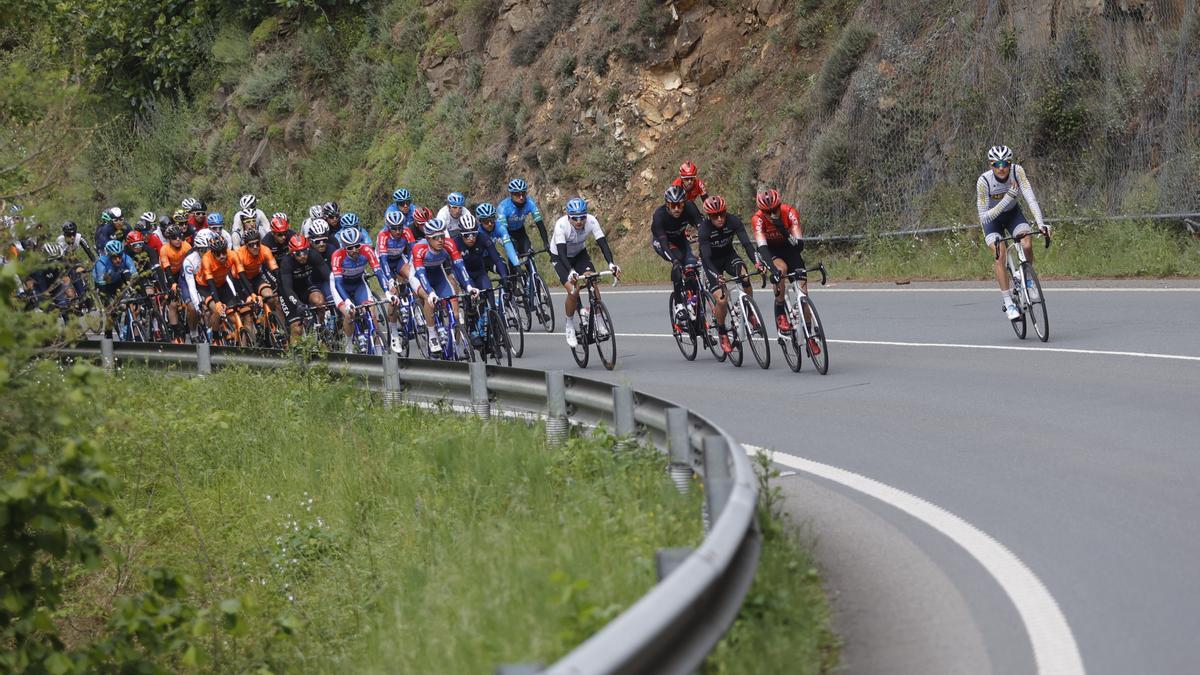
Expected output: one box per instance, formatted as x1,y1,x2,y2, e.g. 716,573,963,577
994,230,1052,260
782,262,827,286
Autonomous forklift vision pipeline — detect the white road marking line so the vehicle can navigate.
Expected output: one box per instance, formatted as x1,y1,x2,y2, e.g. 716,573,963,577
746,444,1085,675
525,332,1200,362
552,287,1200,295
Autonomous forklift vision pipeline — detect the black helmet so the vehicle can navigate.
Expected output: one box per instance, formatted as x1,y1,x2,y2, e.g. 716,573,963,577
209,236,228,253
157,214,172,229
664,186,687,204
321,201,340,218
61,220,78,237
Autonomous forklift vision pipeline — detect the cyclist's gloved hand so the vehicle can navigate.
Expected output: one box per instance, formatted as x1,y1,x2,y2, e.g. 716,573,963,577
385,290,398,304
467,285,480,298
426,290,440,305
770,268,782,284
339,299,355,312
1038,224,1050,236
608,262,621,277
567,270,580,284
1006,183,1020,198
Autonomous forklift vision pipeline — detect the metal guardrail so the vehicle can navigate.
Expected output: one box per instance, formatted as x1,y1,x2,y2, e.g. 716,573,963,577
58,339,762,675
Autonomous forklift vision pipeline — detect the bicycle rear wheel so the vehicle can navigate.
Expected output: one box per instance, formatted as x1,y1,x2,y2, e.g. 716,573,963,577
486,308,512,366
1007,264,1027,340
266,309,288,349
1023,262,1049,342
741,295,770,369
801,296,829,375
533,274,556,332
593,301,617,370
702,290,726,362
570,315,590,368
669,296,697,361
502,294,525,358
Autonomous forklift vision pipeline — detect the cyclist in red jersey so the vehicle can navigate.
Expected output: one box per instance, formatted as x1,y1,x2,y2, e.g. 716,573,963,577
750,189,813,338
670,161,709,203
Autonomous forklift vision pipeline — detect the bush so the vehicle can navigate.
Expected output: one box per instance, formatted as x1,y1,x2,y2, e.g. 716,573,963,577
235,53,293,108
583,139,631,190
813,23,874,113
510,0,581,66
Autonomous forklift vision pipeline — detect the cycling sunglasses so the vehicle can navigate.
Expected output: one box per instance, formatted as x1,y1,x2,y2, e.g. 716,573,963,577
344,244,361,253
991,160,1011,168
666,201,685,209
397,200,411,207
312,237,329,246
568,215,587,222
511,191,527,198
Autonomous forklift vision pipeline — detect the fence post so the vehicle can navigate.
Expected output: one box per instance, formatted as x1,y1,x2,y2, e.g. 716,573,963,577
195,342,211,376
545,370,568,446
612,385,636,451
381,352,401,407
703,435,733,534
667,407,691,493
100,337,114,373
469,362,490,419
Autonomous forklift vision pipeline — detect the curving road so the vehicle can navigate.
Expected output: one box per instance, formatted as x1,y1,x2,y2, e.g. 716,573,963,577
509,279,1200,675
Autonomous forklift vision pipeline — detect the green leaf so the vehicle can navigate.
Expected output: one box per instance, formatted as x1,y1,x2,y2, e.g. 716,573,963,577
43,652,72,675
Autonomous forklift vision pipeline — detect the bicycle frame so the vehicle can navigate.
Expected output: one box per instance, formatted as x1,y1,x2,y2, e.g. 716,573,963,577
783,264,827,338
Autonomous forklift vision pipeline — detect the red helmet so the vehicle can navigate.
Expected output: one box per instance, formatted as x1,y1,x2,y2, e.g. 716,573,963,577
702,195,727,215
679,161,698,178
288,234,309,253
124,230,145,245
756,189,781,211
270,215,289,233
413,206,434,224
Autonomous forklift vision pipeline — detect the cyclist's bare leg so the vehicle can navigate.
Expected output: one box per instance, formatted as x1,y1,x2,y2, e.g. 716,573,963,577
772,258,788,305
563,280,580,318
992,241,1008,292
713,281,728,327
799,277,813,326
1021,235,1034,263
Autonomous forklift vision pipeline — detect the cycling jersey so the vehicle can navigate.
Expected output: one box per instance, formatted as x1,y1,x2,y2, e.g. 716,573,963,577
93,253,136,291
699,214,755,271
651,201,703,249
94,223,128,251
158,241,192,276
411,238,471,296
454,231,508,287
497,195,545,235
278,248,333,324
375,229,413,261
551,215,614,283
384,202,420,226
751,204,802,246
671,176,708,202
56,232,96,262
435,205,472,236
479,220,521,267
231,244,278,281
262,229,295,259
197,251,239,296
182,250,204,308
976,164,1045,229
330,246,387,306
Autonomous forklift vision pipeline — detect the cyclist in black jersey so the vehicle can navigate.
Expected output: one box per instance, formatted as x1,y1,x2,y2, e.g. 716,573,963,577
278,234,333,338
651,185,704,325
698,195,765,354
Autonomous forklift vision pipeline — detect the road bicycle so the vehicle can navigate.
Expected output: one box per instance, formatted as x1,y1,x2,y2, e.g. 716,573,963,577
995,231,1050,342
569,270,618,370
348,299,391,355
463,288,514,366
387,278,426,357
513,248,556,333
710,269,771,369
668,263,722,362
299,301,339,350
203,299,252,347
425,294,474,361
495,275,525,358
243,294,288,349
776,264,829,375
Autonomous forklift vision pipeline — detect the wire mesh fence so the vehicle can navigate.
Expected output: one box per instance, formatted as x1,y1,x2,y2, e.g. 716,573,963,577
776,0,1200,237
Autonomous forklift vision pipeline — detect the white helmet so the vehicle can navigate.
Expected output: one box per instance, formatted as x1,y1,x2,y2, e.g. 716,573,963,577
193,229,214,250
308,204,324,220
458,209,477,231
308,218,330,237
239,193,257,210
987,145,1013,163
235,208,256,226
139,211,156,224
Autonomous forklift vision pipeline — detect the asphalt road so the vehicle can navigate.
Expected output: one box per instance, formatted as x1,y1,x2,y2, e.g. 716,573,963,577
510,280,1200,675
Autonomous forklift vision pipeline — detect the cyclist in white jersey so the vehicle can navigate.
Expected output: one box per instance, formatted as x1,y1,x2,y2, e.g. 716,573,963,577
976,145,1050,319
551,197,620,348
435,192,474,237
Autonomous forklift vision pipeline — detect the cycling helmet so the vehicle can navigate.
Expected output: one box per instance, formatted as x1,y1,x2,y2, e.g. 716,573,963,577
308,204,324,219
193,230,213,250
703,195,728,215
138,211,156,225
102,206,123,223
271,211,287,221
61,220,78,237
424,218,447,237
475,202,496,220
172,209,188,224
987,145,1014,163
270,214,290,233
392,188,411,203
239,193,257,210
446,192,465,207
385,210,404,228
236,208,256,226
339,212,361,230
413,206,434,224
206,212,224,228
308,218,329,237
288,234,309,253
337,227,363,247
459,216,479,236
679,161,698,178
193,199,207,212
755,189,781,211
157,214,172,229
507,178,528,193
181,197,199,211
164,224,183,240
125,230,145,246
459,210,477,231
664,186,687,204
242,227,261,243
321,201,340,218
210,237,228,254
104,239,124,256
566,197,588,216
42,242,64,259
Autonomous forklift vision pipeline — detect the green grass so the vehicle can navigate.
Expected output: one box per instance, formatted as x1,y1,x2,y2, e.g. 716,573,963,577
41,365,836,672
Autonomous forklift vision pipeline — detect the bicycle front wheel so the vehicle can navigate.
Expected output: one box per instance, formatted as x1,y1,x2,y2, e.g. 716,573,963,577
452,322,475,362
801,296,829,375
741,295,770,369
593,301,617,370
1007,264,1027,340
1023,262,1049,342
669,295,697,361
533,274,556,332
486,307,512,366
503,294,525,357
570,316,590,368
702,289,726,362
779,304,802,372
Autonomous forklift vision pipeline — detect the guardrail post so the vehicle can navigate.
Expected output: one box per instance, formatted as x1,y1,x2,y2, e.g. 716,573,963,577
545,370,568,446
612,385,636,451
195,342,211,376
667,407,691,493
703,435,733,534
381,352,401,407
100,337,115,373
469,362,490,420
655,547,693,581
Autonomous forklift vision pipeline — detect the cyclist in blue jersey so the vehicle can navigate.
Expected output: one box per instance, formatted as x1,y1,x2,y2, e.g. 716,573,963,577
384,188,420,227
475,202,520,267
454,217,510,347
338,213,372,251
497,178,550,261
93,239,137,338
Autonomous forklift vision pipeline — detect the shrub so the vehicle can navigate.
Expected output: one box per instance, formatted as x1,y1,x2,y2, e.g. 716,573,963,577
813,23,874,114
583,139,631,190
510,0,581,66
235,53,293,108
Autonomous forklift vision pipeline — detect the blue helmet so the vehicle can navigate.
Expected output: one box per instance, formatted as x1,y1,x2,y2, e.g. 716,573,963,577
474,202,496,219
206,212,224,227
566,197,588,216
392,188,411,203
339,212,361,230
104,239,125,256
507,178,528,193
385,210,404,228
446,192,465,207
337,226,363,247
424,218,447,237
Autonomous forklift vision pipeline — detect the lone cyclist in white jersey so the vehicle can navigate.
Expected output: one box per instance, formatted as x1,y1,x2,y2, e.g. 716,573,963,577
976,145,1050,320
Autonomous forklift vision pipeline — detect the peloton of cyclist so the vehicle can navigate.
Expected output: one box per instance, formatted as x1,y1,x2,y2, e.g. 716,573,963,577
976,145,1051,320
698,195,765,354
651,185,705,326
552,197,620,348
